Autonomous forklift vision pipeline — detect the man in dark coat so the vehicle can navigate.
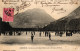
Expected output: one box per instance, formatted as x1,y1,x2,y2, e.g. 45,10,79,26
49,32,51,40
31,34,34,43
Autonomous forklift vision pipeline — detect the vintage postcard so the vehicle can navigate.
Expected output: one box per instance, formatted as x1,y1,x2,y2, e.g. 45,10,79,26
0,0,80,51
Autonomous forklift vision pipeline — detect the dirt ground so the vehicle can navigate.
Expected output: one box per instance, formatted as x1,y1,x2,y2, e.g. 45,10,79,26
0,31,80,51
0,31,80,45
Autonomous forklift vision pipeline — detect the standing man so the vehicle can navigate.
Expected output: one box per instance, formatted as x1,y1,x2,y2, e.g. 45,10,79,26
31,34,34,43
49,32,51,40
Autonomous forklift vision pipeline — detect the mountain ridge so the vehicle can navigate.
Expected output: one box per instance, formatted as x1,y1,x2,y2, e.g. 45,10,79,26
44,6,80,31
9,8,55,28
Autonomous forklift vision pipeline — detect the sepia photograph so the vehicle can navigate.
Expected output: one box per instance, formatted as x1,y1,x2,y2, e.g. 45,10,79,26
0,0,80,51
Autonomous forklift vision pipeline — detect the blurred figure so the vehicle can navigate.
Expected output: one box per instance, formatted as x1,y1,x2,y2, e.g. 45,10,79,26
9,31,13,36
55,31,59,36
49,32,51,40
39,31,41,37
17,31,21,36
66,31,72,36
31,34,34,43
45,31,48,37
26,31,27,35
47,32,48,37
60,31,63,37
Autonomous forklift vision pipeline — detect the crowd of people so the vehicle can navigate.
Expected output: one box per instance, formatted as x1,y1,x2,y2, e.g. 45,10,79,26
0,31,75,43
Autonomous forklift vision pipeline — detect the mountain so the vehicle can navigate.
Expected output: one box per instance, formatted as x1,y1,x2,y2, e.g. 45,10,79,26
44,6,80,31
9,8,55,28
60,6,80,20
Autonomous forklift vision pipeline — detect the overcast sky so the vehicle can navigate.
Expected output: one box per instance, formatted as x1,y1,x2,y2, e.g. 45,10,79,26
0,0,80,20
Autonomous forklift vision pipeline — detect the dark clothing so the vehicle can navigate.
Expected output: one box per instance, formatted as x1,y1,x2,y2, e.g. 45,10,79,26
45,32,48,37
60,32,63,37
26,31,27,35
4,32,6,35
66,31,72,36
31,35,34,42
39,32,41,37
9,31,12,36
49,33,51,40
47,32,48,37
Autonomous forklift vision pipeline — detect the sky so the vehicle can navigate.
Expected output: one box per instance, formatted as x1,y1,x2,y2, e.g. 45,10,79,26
0,0,80,20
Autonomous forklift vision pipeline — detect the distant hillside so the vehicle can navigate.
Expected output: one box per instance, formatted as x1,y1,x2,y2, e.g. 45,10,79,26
44,6,80,31
9,8,55,28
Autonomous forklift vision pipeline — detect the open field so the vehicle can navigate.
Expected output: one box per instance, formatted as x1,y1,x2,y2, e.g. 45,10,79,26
0,31,80,45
